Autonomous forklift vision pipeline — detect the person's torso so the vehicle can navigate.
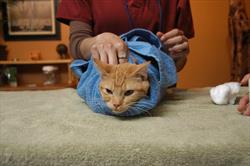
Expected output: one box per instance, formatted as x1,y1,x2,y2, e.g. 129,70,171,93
87,0,178,35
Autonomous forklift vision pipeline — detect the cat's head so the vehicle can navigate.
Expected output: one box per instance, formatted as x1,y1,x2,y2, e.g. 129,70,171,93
94,58,150,114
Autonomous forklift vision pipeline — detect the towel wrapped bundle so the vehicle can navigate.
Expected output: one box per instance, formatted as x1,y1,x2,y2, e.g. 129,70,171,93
71,29,177,116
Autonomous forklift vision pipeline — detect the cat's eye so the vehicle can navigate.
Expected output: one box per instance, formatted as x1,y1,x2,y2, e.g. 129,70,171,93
105,88,113,94
124,90,134,96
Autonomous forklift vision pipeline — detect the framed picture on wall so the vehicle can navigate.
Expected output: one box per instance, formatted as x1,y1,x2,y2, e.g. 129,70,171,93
1,0,61,41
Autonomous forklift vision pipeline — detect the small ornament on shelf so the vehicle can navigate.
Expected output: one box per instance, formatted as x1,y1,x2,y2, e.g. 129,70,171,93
29,51,41,61
4,66,18,87
56,44,69,59
42,65,58,85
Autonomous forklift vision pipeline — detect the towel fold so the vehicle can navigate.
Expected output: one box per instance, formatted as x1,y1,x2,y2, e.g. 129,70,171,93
71,28,177,116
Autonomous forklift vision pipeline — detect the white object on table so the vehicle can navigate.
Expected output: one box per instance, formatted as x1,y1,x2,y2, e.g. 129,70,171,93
210,82,240,105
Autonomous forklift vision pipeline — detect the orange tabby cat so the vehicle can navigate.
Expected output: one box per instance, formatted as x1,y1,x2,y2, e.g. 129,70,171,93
94,58,150,114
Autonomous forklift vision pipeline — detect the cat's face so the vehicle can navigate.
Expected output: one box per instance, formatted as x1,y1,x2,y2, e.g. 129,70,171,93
94,58,150,114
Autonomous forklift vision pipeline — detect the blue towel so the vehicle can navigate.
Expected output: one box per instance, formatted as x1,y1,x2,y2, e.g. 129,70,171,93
71,28,177,116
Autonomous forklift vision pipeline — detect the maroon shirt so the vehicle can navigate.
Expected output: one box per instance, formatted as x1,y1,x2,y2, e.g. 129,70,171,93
57,0,194,38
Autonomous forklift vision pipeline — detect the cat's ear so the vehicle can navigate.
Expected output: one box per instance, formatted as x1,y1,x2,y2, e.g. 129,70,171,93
93,58,112,76
131,61,150,81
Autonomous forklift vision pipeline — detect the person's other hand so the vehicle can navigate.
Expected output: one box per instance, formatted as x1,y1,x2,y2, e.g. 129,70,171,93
91,32,128,64
237,73,250,116
240,73,250,86
156,29,189,60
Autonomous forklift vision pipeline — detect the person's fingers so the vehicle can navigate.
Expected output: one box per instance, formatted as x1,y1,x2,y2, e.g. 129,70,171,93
105,44,118,65
167,40,189,60
97,44,108,63
165,35,188,49
115,42,128,64
169,41,189,53
107,53,118,65
160,29,184,41
118,57,128,64
243,105,250,116
117,51,128,64
90,44,100,60
170,50,189,60
94,32,129,64
156,31,164,39
237,95,249,113
240,73,250,86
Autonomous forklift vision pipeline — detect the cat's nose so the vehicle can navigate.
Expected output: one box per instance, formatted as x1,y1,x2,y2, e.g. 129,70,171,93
113,103,121,108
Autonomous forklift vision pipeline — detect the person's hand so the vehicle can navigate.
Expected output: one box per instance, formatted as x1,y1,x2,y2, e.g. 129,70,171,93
237,73,250,116
156,29,189,60
90,32,129,64
240,73,250,86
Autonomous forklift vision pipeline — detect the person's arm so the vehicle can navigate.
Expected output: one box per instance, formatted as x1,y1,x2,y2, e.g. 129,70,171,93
69,21,93,59
69,21,128,64
156,0,194,72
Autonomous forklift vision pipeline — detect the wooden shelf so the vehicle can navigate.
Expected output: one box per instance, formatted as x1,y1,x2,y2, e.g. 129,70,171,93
0,83,75,91
0,59,77,91
0,59,72,65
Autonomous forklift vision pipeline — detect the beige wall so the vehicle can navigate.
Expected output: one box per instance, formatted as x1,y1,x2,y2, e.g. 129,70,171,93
1,0,250,88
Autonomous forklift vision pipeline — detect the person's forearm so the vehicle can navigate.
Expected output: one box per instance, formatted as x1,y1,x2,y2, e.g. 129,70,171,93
69,21,93,59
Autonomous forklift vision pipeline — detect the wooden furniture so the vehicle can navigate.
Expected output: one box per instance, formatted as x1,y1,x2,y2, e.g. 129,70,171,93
0,59,76,91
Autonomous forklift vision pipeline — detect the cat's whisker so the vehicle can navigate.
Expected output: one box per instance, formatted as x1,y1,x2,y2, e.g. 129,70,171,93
128,104,152,116
143,110,152,116
139,108,152,116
